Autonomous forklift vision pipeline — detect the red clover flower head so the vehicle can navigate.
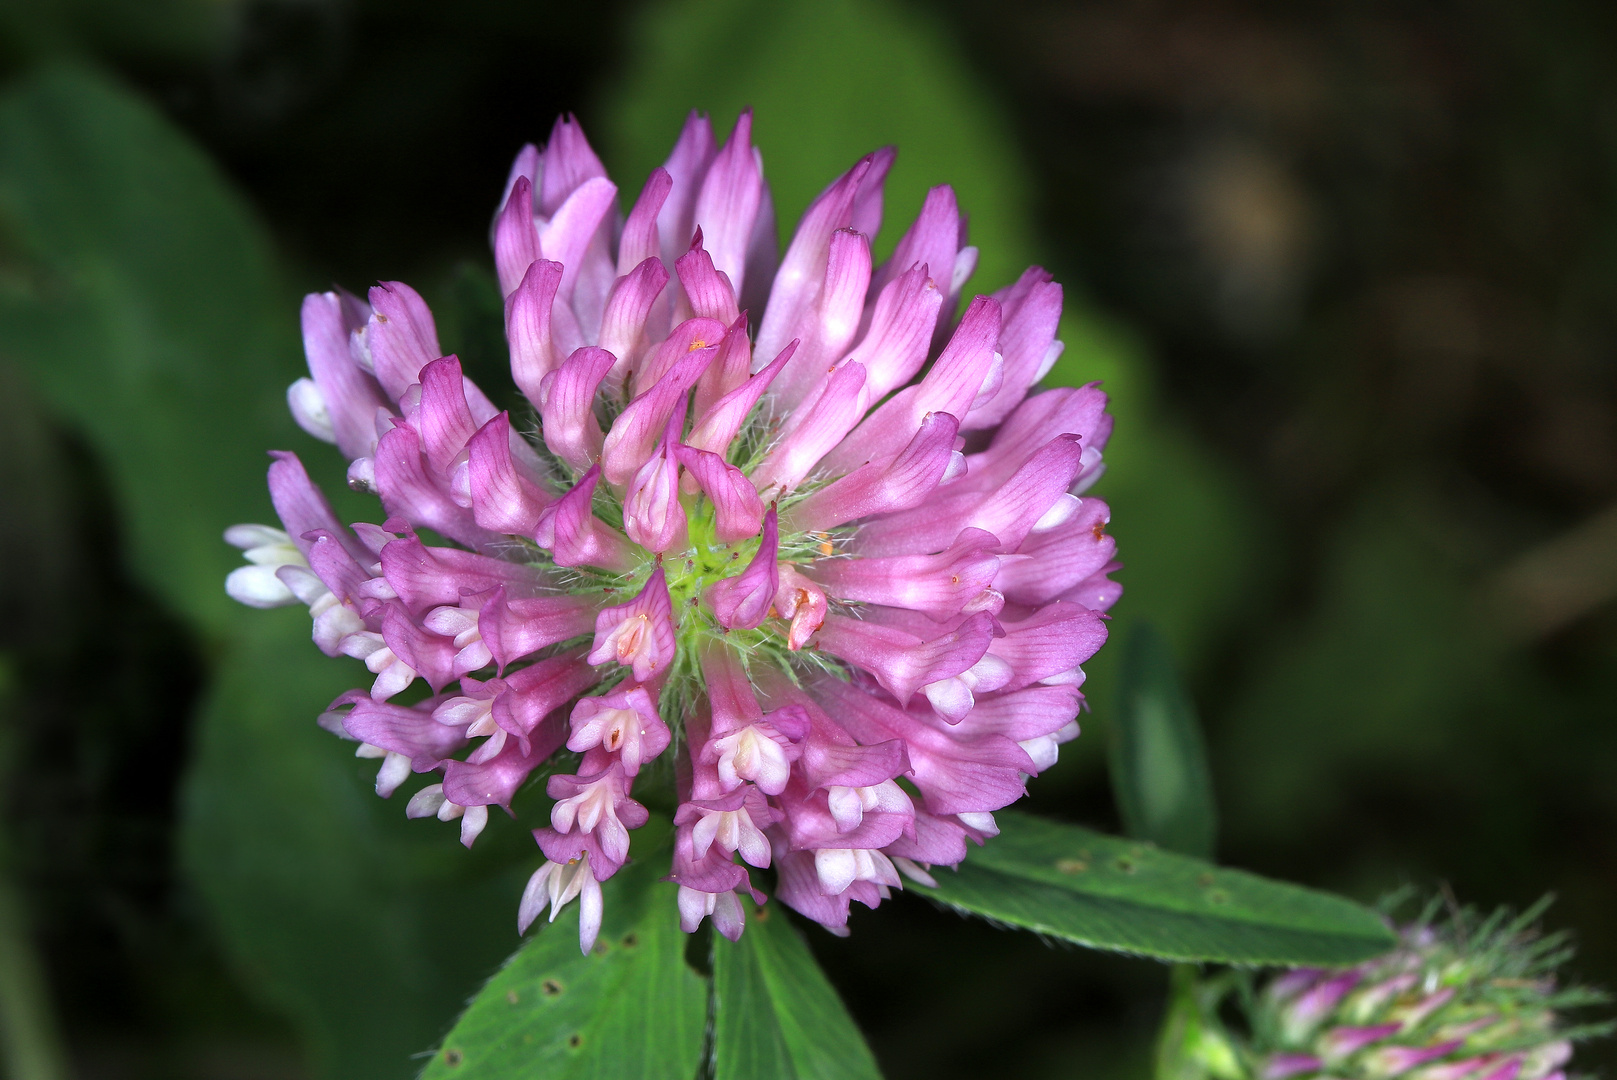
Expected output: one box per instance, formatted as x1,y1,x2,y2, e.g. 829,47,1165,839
225,112,1120,953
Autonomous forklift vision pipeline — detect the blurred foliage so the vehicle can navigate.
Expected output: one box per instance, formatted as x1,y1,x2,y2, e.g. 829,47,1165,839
1110,624,1218,859
0,0,1612,1079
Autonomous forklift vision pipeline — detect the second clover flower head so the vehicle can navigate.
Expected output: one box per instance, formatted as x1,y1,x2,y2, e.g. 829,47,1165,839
227,110,1121,953
1158,900,1610,1080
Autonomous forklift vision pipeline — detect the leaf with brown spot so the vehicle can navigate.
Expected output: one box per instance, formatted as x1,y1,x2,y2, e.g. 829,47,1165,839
913,812,1395,966
421,855,706,1079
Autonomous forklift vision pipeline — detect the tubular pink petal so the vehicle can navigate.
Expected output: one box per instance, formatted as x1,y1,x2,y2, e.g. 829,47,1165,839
815,611,996,706
1059,561,1124,613
675,241,742,325
873,185,958,294
266,452,367,564
954,684,1086,742
770,849,854,933
539,175,617,303
443,713,565,808
696,643,757,733
964,383,1112,492
533,464,639,573
882,807,978,868
466,413,552,536
755,154,873,363
994,497,1115,606
622,408,688,553
707,508,780,629
300,291,389,458
332,691,467,771
824,295,1002,474
506,258,565,406
377,601,458,692
538,346,615,470
674,445,765,543
750,360,867,495
416,357,479,473
986,601,1109,692
871,184,963,337
813,676,1034,815
495,143,539,226
692,109,764,294
367,281,444,403
299,529,373,609
378,531,544,614
494,176,541,299
770,228,873,407
601,343,717,484
619,168,672,274
967,269,1063,430
739,178,778,316
855,433,1085,557
587,568,677,683
373,425,500,551
801,740,910,794
850,145,896,239
598,258,671,376
692,311,754,423
684,338,796,457
630,316,727,397
477,589,597,670
537,114,608,215
657,112,719,270
491,653,601,740
809,529,1001,619
782,410,960,533
844,266,944,406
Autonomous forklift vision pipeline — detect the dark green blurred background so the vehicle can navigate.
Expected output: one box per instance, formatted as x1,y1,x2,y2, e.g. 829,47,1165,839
1,1,1613,1078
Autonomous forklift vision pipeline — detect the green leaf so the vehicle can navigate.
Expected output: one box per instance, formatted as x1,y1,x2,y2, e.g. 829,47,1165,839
913,812,1395,966
421,855,707,1080
711,903,882,1080
1111,623,1219,858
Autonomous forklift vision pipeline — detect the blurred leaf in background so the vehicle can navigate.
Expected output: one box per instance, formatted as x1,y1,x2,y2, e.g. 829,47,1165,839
0,62,537,1080
1111,623,1218,860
